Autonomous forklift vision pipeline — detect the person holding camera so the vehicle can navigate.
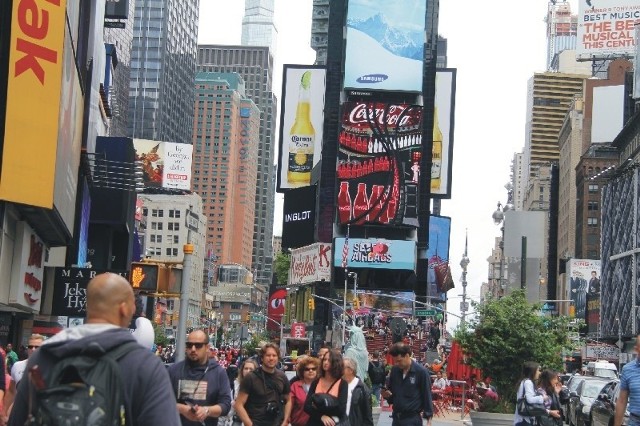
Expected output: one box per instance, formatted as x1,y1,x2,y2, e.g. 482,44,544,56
234,343,291,426
168,330,232,426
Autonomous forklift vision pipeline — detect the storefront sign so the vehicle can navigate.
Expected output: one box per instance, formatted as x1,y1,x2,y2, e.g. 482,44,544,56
291,322,306,338
288,243,331,285
51,268,127,316
9,222,46,312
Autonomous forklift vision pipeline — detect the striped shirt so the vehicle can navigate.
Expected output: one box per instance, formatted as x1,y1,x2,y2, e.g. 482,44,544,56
620,359,640,423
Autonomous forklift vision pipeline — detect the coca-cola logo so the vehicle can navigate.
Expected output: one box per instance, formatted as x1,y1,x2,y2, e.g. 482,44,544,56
347,103,421,128
356,74,388,84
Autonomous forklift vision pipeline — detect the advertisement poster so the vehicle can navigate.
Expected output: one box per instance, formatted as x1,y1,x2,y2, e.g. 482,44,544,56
335,290,415,316
336,102,423,228
277,66,326,191
133,140,193,190
343,0,426,92
567,259,601,320
288,243,332,286
577,0,639,58
431,70,456,198
282,185,317,250
425,216,452,297
334,238,417,270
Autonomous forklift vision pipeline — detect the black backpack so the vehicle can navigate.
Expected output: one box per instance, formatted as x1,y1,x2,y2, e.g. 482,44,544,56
29,341,139,426
369,361,386,384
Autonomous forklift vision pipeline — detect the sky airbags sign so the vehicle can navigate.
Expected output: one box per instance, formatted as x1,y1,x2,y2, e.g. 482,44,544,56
334,238,416,270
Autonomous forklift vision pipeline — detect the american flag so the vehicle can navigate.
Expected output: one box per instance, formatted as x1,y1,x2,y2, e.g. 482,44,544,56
341,226,350,269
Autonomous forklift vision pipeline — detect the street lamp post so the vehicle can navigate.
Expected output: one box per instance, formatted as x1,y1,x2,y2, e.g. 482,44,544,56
460,231,470,327
492,183,514,296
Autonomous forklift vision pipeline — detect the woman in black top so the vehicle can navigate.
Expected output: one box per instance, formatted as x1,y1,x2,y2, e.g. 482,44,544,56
304,349,348,426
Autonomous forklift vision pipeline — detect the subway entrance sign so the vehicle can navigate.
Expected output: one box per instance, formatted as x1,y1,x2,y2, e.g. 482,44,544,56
415,309,436,317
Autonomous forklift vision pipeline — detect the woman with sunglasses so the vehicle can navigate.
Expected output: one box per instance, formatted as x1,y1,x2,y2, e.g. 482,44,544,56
290,357,319,426
304,349,348,426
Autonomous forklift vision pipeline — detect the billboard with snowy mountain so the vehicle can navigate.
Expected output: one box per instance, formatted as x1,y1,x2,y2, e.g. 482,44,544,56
343,0,427,92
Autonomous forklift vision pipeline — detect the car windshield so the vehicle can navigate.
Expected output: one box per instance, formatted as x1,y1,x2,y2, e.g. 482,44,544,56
583,382,607,398
569,378,585,392
595,368,617,379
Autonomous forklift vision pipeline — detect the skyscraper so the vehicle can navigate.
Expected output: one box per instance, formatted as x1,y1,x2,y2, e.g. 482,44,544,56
242,0,278,54
192,72,260,269
545,1,577,71
128,0,199,144
197,46,276,287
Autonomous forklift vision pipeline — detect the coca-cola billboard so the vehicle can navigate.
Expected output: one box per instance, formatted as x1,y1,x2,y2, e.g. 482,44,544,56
288,243,332,286
336,101,423,228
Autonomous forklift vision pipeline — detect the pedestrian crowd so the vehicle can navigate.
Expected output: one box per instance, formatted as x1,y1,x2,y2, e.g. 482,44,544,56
0,273,441,426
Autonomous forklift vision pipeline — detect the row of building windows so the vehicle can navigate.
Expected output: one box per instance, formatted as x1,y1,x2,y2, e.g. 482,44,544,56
146,247,179,257
150,222,181,231
149,234,180,244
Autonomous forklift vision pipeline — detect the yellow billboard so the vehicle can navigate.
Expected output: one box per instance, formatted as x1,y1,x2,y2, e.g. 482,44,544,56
0,0,67,207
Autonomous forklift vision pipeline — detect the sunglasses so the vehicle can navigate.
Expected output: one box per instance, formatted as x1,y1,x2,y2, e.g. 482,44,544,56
28,345,40,349
186,342,206,349
304,367,317,371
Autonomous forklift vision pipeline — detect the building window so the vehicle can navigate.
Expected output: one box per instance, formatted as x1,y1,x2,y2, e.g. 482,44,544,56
231,303,241,310
168,209,182,218
151,209,164,217
150,235,162,243
587,217,598,227
168,222,180,231
588,201,599,211
173,235,179,244
588,184,599,193
151,222,163,231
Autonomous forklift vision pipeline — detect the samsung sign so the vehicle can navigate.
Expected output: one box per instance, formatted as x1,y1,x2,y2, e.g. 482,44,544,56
282,185,317,250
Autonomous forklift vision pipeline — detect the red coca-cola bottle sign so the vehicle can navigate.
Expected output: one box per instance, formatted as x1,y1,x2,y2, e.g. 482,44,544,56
337,181,352,224
353,182,370,225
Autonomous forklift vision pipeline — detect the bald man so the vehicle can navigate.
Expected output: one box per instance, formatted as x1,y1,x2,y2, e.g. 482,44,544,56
8,273,181,426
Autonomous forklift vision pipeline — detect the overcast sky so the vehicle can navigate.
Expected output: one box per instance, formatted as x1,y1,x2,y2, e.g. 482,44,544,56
198,0,579,331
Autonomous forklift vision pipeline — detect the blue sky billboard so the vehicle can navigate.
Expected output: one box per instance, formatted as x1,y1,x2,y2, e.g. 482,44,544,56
343,0,426,92
425,215,451,297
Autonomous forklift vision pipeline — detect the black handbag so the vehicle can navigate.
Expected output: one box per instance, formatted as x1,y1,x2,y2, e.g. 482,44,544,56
311,379,341,414
516,381,548,417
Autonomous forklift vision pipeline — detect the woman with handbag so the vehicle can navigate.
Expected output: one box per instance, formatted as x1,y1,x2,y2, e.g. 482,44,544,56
304,349,348,426
290,357,319,426
514,361,547,426
535,370,564,426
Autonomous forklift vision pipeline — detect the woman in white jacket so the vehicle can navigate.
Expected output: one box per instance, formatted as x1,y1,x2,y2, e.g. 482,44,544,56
225,359,259,426
514,361,547,426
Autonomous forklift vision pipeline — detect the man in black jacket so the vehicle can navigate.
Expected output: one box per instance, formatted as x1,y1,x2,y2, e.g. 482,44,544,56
9,273,181,426
381,343,433,426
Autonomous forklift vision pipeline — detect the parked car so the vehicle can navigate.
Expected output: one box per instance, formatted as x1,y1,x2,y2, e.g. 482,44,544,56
567,376,612,426
590,380,628,426
563,375,587,418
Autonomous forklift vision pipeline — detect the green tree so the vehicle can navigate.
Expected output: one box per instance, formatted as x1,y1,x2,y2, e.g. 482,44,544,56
243,332,270,357
153,322,169,347
273,252,291,286
455,290,574,409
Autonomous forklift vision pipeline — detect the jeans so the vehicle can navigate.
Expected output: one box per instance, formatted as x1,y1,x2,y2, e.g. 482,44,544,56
372,383,382,405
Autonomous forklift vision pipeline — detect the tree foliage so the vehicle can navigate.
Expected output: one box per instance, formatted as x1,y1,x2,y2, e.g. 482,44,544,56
455,290,574,407
273,252,291,286
153,322,169,347
243,332,270,357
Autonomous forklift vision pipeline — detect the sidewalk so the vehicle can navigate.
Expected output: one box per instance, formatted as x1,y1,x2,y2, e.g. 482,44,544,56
375,406,472,426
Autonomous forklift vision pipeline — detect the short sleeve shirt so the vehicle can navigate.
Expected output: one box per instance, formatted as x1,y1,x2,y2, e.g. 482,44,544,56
239,368,290,425
620,360,640,416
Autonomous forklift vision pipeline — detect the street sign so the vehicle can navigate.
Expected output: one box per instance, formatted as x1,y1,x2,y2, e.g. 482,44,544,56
185,210,199,232
415,309,436,317
251,314,263,322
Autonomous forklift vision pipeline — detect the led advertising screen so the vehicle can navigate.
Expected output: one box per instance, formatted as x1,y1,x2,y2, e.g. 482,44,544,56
334,238,417,270
344,0,426,92
277,65,327,192
577,0,638,59
336,102,423,228
431,70,456,198
282,185,317,250
133,140,193,190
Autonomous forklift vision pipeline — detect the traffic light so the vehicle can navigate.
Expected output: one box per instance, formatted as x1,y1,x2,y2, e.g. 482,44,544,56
130,262,159,292
353,296,360,310
308,298,315,310
245,312,251,322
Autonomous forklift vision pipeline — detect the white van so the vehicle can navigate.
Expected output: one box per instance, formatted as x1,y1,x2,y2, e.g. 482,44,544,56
586,360,618,379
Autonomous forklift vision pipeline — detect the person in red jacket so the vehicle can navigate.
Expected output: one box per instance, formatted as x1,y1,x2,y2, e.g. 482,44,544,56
290,357,318,426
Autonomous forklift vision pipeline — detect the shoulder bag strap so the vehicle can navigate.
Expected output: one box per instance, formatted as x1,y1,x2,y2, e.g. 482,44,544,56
326,378,340,393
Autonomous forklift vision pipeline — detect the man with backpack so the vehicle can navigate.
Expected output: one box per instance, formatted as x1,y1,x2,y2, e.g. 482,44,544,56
368,351,387,406
168,329,232,425
8,272,181,426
